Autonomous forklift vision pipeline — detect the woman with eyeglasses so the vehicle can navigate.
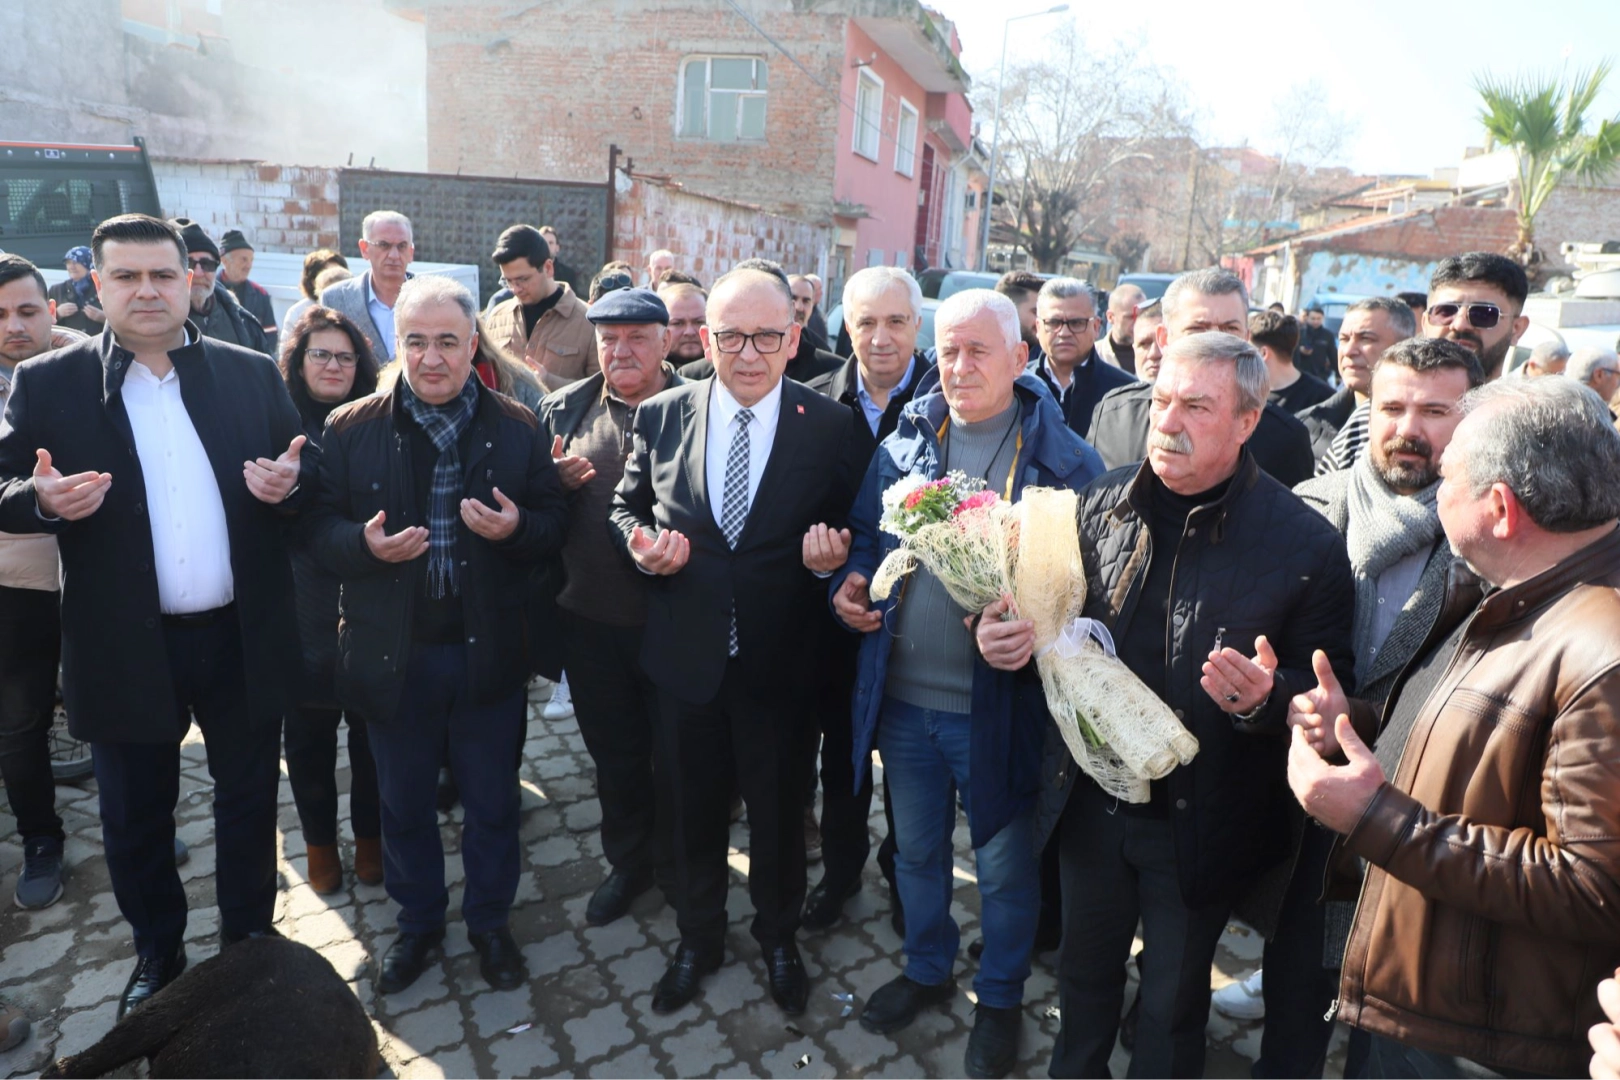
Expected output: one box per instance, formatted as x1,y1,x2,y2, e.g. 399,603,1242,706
279,306,384,894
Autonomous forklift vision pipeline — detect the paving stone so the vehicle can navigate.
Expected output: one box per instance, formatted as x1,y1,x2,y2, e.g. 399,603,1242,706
0,930,76,986
581,913,647,960
523,932,585,975
530,834,581,868
563,1000,634,1062
374,964,450,1015
58,961,129,1011
468,985,536,1038
488,1027,562,1075
588,1042,662,1078
662,1021,737,1076
389,999,467,1055
51,1000,119,1060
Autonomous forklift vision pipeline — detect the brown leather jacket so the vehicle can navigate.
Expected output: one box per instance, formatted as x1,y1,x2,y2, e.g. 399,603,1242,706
1335,526,1620,1077
484,283,598,393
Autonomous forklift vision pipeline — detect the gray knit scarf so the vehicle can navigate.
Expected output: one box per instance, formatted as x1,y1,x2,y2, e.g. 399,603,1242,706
1344,450,1442,682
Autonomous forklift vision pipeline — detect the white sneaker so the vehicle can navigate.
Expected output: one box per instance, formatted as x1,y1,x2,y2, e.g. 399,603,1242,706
1212,968,1265,1020
542,674,575,721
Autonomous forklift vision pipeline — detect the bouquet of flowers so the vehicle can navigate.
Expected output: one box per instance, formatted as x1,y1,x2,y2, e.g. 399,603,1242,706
869,477,1198,803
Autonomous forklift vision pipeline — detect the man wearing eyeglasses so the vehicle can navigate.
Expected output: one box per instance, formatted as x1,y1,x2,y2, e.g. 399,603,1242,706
610,267,863,1019
170,219,270,357
485,224,598,394
1029,277,1135,441
1422,252,1530,381
321,210,415,364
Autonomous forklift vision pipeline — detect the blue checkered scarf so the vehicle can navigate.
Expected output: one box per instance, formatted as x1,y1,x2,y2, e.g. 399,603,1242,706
400,376,480,597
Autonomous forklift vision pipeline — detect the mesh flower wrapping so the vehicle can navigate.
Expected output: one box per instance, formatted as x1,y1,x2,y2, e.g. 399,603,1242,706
869,479,1198,802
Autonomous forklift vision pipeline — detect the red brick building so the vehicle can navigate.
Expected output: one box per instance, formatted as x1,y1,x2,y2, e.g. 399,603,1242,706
398,0,983,294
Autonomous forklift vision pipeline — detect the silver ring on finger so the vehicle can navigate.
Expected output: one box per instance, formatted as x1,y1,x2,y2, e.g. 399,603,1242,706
1225,692,1240,704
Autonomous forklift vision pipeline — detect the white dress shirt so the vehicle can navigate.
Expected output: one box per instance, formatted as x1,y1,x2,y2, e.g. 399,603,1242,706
122,357,235,613
705,377,783,531
365,273,397,361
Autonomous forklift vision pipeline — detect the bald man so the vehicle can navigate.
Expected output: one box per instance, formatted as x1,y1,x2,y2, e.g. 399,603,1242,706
1097,283,1146,373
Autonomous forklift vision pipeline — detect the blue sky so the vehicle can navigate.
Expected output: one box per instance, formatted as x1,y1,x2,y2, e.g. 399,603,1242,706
929,0,1620,177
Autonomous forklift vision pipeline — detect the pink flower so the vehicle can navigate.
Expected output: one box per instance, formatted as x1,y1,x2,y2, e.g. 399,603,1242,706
904,489,926,510
954,491,998,515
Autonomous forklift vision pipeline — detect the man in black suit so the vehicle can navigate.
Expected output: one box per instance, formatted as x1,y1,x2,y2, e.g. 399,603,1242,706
610,266,862,1016
1088,269,1315,487
675,259,842,385
1027,277,1135,439
0,214,309,1016
802,266,934,932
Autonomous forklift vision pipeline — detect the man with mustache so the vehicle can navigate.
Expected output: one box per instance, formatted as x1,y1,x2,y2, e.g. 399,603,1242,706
1241,336,1483,1077
982,330,1352,1077
1421,252,1529,381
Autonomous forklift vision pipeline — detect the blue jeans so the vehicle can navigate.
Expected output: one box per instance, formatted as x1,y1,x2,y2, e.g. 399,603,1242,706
875,697,1039,1009
367,644,525,935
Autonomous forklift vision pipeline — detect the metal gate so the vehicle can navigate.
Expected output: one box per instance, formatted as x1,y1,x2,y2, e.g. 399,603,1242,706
337,168,612,305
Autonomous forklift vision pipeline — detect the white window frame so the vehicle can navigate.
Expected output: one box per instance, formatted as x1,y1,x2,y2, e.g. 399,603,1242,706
853,69,885,162
894,98,919,177
676,55,769,143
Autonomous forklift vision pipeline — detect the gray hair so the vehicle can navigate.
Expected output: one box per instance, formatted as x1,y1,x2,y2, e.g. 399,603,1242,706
1161,268,1249,325
1567,346,1619,386
841,266,922,319
1108,282,1146,315
1456,376,1620,531
1159,331,1268,414
1038,276,1097,308
1527,338,1571,366
1347,295,1417,339
394,274,478,334
935,288,1020,349
361,210,413,242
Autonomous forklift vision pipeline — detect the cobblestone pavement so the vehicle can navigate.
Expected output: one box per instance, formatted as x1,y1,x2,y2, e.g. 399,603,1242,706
1,681,1347,1078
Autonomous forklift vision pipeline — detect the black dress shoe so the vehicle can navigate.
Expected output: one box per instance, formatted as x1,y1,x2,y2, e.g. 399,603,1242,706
858,973,955,1034
651,945,721,1013
220,926,282,948
765,942,808,1015
965,1003,1022,1079
801,876,861,931
118,945,187,1019
468,927,528,990
436,768,459,812
377,928,446,994
586,868,654,927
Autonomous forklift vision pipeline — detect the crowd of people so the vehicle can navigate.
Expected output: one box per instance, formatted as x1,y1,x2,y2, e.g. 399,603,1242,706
0,208,1618,1080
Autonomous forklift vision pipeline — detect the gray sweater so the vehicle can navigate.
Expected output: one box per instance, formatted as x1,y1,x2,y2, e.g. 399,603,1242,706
885,401,1020,714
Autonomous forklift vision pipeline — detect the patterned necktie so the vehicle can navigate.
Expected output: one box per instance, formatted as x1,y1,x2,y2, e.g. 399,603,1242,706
720,407,754,655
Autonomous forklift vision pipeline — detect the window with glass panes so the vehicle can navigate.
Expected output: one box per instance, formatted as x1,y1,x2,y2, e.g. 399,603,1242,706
678,56,768,141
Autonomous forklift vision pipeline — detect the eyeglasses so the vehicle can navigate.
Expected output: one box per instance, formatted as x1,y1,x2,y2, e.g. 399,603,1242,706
365,240,411,256
1426,301,1504,330
306,348,358,369
1041,317,1095,335
188,258,220,274
711,328,789,354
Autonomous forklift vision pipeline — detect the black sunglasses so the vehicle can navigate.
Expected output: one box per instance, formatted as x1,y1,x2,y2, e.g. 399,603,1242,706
595,272,633,293
188,257,220,274
1426,301,1503,330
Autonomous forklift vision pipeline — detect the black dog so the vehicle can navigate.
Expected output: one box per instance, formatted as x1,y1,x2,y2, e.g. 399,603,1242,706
43,936,381,1078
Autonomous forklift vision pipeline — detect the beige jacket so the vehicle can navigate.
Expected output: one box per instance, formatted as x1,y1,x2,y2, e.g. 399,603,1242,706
0,331,72,591
484,284,598,393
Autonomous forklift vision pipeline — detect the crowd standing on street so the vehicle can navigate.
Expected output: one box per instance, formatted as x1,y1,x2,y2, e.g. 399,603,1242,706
2,208,1620,1080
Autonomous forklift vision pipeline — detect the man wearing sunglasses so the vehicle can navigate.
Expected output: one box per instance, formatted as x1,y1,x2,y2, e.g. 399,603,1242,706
170,219,270,357
1422,252,1530,381
486,224,598,394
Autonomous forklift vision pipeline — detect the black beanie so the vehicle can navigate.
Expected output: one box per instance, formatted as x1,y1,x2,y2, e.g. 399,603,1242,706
170,218,221,261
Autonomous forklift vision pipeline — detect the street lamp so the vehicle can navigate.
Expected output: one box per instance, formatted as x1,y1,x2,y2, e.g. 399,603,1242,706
978,3,1069,272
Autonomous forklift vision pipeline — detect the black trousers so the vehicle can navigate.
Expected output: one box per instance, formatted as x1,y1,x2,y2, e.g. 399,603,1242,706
1255,823,1341,1079
0,584,63,843
283,704,380,847
1051,782,1233,1079
810,649,878,891
561,609,670,883
92,614,281,957
659,659,807,955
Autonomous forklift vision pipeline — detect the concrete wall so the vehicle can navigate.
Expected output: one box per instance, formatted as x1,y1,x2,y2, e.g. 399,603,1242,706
1296,251,1437,305
612,172,831,284
0,0,425,169
1533,183,1620,273
418,0,845,221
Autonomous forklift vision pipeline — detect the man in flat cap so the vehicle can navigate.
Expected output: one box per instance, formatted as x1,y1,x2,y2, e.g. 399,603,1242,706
538,287,685,927
170,218,270,356
218,230,278,357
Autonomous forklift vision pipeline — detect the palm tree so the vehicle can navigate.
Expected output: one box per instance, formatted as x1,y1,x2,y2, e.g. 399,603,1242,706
1475,62,1620,275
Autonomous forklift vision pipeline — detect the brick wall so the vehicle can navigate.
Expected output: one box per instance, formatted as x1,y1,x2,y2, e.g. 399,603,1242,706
151,159,341,253
419,0,846,222
1531,184,1620,273
1293,207,1518,261
612,173,831,283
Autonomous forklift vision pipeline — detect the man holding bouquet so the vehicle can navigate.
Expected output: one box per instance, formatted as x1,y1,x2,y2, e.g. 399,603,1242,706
830,288,1105,1079
980,328,1354,1078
